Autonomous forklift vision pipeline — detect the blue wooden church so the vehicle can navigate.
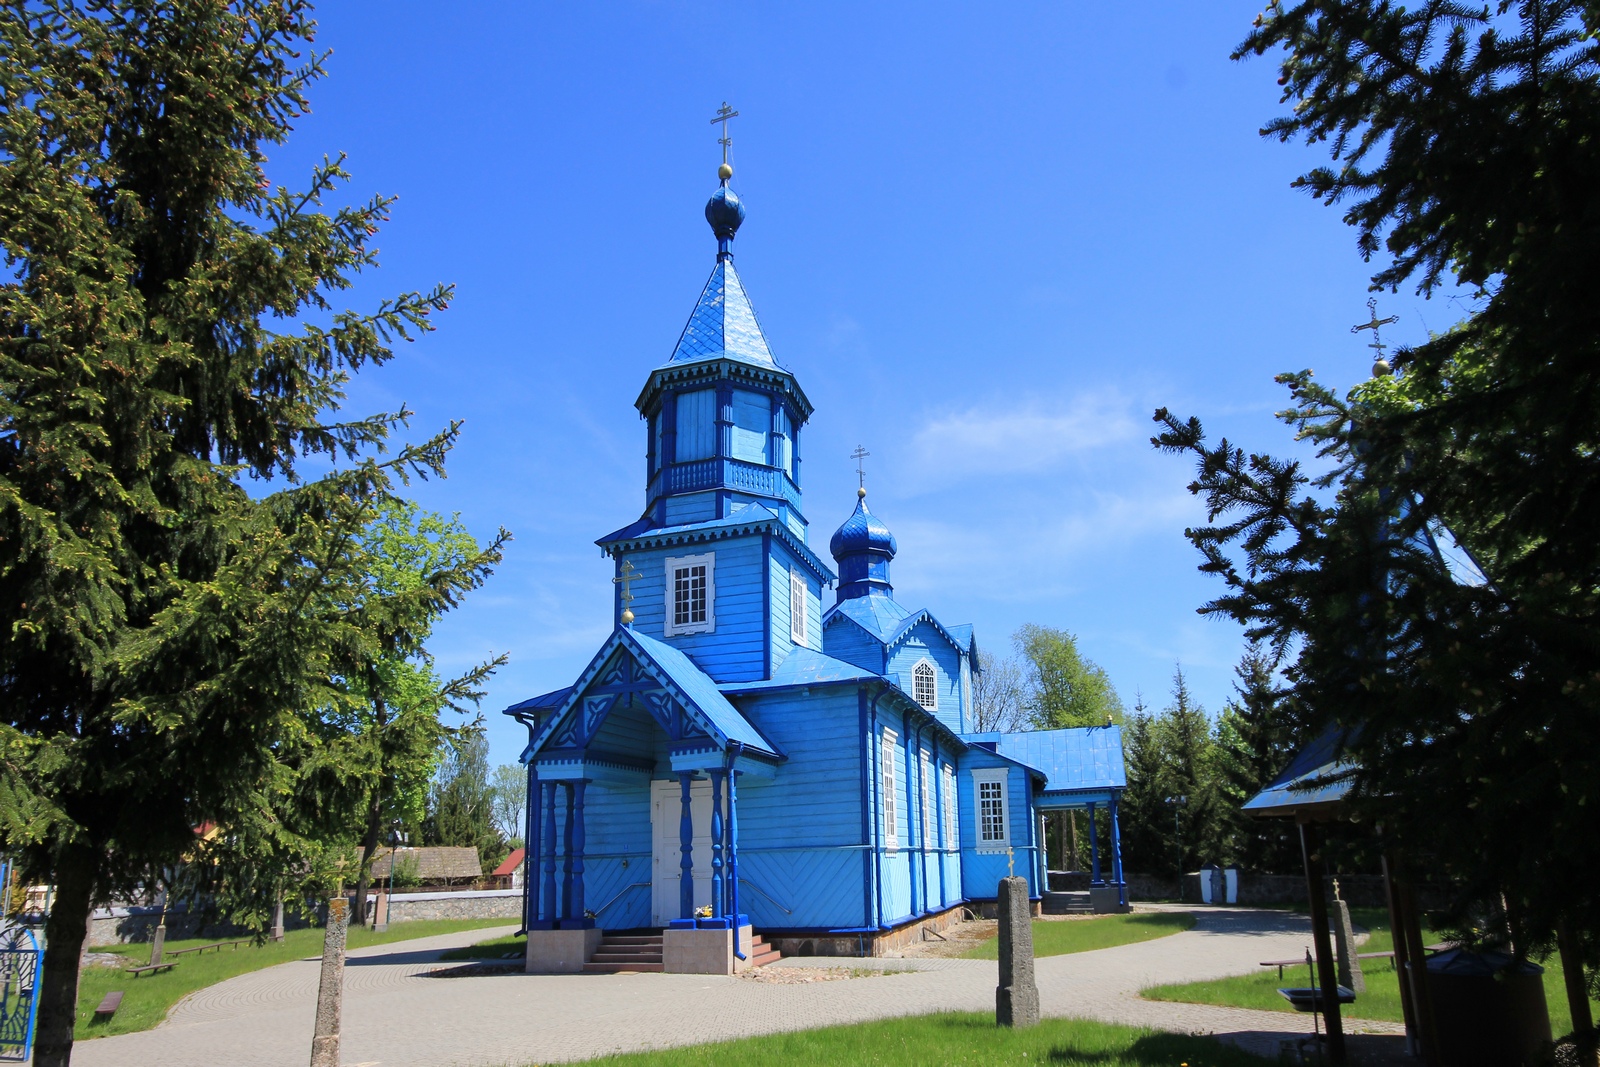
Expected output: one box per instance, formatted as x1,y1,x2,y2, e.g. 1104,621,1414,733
507,161,1128,973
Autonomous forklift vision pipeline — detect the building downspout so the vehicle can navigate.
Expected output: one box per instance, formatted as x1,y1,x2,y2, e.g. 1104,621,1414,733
868,686,890,933
728,743,746,962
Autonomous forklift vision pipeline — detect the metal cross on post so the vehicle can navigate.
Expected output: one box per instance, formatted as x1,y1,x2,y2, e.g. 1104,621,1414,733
710,102,739,167
613,559,640,626
851,445,870,492
1352,297,1400,376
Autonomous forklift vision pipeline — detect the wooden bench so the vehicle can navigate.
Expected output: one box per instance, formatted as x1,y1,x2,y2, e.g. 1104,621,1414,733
1259,943,1450,978
170,938,253,957
93,991,124,1020
126,962,177,977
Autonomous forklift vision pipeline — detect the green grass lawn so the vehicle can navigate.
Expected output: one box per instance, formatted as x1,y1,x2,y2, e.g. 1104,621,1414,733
77,917,515,1040
558,1012,1264,1066
1142,908,1600,1039
439,931,526,961
962,912,1195,960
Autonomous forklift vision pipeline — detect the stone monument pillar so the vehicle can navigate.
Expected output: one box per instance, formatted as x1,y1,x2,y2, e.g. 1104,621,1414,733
310,897,349,1067
1330,879,1365,993
995,875,1040,1028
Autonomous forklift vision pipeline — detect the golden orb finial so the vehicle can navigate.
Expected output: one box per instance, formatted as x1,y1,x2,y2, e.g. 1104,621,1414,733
857,486,867,499
718,162,733,181
620,608,634,625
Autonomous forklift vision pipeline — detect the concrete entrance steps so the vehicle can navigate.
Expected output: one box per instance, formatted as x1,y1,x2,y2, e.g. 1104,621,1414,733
1043,890,1093,915
582,933,663,973
747,933,781,968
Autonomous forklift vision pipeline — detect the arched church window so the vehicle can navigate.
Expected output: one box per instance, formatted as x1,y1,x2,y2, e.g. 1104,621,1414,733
912,660,937,710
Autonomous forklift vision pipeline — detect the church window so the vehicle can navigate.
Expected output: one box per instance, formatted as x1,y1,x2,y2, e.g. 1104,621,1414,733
730,389,769,464
675,389,716,462
773,406,792,475
912,660,937,710
789,567,808,646
664,553,715,636
943,763,958,849
972,768,1009,851
881,729,899,851
919,748,931,848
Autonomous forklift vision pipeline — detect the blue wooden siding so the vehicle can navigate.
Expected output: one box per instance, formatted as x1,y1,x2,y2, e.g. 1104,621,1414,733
675,389,716,461
730,388,768,464
886,624,965,735
578,781,653,929
766,543,822,674
822,615,887,675
663,492,717,526
956,749,1041,901
734,686,870,929
620,537,768,682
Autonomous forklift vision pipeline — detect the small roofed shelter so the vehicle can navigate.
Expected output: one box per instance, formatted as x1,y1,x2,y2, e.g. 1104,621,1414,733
365,846,483,887
1244,729,1440,1065
961,726,1129,909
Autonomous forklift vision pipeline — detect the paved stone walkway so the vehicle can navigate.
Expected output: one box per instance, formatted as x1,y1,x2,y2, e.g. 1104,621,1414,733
72,906,1404,1066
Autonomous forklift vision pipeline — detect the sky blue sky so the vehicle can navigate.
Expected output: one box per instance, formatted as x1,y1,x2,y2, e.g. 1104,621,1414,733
276,2,1447,771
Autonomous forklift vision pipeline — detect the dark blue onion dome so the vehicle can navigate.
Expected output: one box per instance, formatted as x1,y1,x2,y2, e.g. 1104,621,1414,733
705,163,745,259
830,488,897,603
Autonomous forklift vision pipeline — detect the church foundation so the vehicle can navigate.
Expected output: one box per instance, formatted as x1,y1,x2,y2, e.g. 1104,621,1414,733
524,927,603,973
663,925,754,974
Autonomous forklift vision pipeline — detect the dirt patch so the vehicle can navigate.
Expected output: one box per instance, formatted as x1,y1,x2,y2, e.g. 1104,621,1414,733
889,918,997,958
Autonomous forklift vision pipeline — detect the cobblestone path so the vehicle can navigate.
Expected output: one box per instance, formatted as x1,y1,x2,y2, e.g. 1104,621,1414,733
71,905,1403,1066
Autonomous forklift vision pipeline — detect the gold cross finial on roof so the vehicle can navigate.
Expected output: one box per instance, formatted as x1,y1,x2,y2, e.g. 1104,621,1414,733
1352,297,1400,375
613,559,640,626
710,102,739,170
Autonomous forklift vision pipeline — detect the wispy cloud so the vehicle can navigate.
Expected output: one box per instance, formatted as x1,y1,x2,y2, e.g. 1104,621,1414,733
905,389,1141,487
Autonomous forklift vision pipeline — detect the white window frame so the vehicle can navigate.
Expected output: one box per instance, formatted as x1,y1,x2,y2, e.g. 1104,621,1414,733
663,552,715,636
881,729,899,852
919,747,932,849
911,659,938,711
943,763,958,850
789,567,808,647
972,767,1010,853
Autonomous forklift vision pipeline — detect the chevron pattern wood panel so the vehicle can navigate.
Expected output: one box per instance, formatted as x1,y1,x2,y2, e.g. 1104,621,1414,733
736,847,865,929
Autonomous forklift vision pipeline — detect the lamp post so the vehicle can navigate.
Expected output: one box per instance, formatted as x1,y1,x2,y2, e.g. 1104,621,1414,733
1165,795,1188,899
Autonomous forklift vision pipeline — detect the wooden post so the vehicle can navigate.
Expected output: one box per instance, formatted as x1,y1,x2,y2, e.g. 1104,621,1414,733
1559,923,1598,1066
1396,865,1441,1067
1299,821,1345,1063
1381,853,1419,1052
678,771,695,920
309,897,349,1067
561,781,576,921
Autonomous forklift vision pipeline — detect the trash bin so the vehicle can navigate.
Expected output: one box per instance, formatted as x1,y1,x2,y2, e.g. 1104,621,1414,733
1423,948,1551,1067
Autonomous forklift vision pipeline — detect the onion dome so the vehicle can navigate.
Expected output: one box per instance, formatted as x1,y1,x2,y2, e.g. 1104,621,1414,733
830,488,896,603
705,164,745,259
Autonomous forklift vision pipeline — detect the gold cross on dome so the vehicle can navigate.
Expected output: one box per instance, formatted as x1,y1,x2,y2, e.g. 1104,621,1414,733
613,559,640,625
710,102,739,166
1351,297,1400,362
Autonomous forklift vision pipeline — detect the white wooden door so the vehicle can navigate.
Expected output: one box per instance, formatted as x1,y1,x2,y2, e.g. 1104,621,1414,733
651,779,714,926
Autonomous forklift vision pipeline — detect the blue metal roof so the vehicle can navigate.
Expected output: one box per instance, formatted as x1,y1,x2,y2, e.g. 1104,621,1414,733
664,260,777,369
596,502,837,584
960,726,1127,792
625,629,777,753
720,647,884,692
1241,728,1354,816
824,593,912,639
512,627,780,761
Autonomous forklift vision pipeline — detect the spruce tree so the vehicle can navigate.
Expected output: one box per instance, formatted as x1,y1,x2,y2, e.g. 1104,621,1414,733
1213,644,1301,872
1155,0,1600,1017
0,4,498,1061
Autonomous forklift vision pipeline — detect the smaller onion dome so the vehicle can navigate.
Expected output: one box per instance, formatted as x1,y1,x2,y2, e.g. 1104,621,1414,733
705,184,745,242
830,490,896,603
